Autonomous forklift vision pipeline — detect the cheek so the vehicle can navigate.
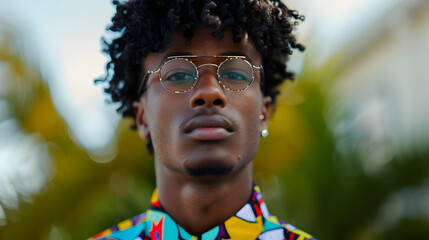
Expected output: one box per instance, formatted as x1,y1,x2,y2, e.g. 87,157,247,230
237,112,261,164
239,91,263,122
244,113,262,145
236,94,263,142
145,93,172,138
145,91,188,150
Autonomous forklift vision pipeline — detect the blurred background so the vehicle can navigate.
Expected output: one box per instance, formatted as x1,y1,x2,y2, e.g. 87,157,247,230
1,0,428,239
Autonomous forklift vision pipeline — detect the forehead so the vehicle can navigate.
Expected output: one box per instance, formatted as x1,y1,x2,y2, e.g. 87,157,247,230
142,26,261,71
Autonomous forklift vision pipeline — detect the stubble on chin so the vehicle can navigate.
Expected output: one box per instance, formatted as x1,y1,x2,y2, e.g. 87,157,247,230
184,160,235,177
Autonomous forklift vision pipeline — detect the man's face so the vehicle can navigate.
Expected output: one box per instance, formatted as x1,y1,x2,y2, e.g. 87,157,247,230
134,26,271,177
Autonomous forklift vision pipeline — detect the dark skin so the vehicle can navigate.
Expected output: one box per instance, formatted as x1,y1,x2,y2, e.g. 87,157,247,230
133,26,271,235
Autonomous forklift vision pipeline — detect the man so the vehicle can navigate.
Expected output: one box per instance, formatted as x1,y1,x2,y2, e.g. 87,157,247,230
91,0,315,239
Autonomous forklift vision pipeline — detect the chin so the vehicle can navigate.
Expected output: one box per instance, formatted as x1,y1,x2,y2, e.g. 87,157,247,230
184,159,235,177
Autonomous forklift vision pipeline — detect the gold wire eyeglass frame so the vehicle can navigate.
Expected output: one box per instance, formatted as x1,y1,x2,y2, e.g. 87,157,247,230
137,55,264,95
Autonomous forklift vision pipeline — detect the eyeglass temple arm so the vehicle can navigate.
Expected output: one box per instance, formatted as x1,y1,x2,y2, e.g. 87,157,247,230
137,70,153,96
256,65,265,92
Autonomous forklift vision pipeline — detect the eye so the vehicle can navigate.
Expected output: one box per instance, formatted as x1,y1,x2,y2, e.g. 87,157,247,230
165,72,195,82
162,68,197,85
220,70,251,83
220,72,247,80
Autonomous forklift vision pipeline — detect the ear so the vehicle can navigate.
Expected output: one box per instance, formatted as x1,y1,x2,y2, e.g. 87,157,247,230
133,100,150,140
260,96,272,130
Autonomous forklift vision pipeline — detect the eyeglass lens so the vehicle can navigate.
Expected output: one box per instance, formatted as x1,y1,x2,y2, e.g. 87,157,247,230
159,58,253,92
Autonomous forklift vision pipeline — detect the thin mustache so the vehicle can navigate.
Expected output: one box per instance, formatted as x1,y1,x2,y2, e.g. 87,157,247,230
180,108,238,130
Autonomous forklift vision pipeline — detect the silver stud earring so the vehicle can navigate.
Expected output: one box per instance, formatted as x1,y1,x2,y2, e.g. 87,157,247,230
259,115,264,120
261,129,269,138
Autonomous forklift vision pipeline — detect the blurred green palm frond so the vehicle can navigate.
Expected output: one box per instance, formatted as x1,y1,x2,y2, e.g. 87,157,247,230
0,20,154,240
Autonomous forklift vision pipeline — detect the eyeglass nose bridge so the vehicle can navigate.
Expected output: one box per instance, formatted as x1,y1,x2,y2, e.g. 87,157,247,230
197,63,219,69
192,63,224,92
196,63,220,77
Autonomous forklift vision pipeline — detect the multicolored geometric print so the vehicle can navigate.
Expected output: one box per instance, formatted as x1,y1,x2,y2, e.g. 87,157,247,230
89,185,316,240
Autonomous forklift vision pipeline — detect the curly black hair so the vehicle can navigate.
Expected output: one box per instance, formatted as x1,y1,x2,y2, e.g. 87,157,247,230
97,0,304,153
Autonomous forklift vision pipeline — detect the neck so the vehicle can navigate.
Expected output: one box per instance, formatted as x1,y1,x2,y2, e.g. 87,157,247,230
155,161,253,236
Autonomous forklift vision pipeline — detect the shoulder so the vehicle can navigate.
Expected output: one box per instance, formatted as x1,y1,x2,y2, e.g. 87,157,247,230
260,214,317,240
88,212,148,240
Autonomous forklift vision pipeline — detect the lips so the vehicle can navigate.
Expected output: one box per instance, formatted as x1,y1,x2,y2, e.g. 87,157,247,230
183,115,235,140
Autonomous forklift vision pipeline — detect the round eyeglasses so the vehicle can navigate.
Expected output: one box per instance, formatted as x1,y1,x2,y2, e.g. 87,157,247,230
137,55,264,95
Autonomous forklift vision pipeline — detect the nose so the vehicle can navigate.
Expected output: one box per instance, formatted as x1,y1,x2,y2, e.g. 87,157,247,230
190,69,227,108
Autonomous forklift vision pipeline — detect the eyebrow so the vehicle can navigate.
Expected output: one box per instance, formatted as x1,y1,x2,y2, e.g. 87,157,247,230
166,51,193,58
220,52,249,59
165,51,249,59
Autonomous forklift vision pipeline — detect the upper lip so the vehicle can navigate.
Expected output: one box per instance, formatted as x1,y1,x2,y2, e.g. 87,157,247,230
183,115,235,134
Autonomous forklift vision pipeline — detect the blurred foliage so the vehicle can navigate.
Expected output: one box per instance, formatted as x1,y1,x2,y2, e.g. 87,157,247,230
1,20,429,240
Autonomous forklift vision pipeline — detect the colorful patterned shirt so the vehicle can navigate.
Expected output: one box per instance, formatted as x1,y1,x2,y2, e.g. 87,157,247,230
90,185,316,240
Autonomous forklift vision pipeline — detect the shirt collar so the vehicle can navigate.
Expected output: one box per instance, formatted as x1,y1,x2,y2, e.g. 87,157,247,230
143,184,271,239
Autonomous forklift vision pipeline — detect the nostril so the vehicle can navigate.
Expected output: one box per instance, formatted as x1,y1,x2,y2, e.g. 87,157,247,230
213,99,223,106
195,99,205,106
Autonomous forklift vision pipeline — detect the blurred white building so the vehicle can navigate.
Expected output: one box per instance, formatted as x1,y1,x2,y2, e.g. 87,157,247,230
328,0,429,173
327,0,429,232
